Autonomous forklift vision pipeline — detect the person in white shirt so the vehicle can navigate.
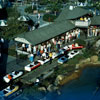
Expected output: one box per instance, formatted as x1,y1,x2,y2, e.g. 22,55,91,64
27,44,31,53
0,38,4,43
47,42,51,52
33,46,36,55
22,43,25,51
29,53,34,63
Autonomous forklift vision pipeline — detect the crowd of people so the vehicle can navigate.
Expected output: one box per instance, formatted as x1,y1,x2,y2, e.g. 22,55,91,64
80,16,91,22
19,26,100,64
20,28,81,63
87,26,100,37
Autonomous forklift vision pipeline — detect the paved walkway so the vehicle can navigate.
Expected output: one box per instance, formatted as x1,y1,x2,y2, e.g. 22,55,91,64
17,5,50,26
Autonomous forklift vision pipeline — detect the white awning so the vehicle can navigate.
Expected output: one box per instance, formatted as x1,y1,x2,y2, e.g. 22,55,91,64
15,37,31,45
0,20,8,26
18,16,30,22
0,4,3,9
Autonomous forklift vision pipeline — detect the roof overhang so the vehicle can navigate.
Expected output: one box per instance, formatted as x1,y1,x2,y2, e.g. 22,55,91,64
15,37,31,45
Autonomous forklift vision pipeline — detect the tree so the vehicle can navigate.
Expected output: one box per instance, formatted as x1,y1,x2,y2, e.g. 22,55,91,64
47,0,62,16
78,0,86,2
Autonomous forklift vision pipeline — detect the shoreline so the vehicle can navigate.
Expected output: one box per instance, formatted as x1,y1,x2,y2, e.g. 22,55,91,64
59,60,100,86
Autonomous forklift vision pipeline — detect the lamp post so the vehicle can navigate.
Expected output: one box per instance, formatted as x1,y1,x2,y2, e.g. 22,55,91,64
36,0,38,12
32,0,34,9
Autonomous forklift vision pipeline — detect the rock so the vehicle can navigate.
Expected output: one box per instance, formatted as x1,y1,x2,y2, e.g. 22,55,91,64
56,75,64,81
86,58,91,62
57,90,61,95
38,87,47,92
96,40,100,48
54,75,64,85
47,84,54,92
75,70,79,73
80,58,90,65
90,55,98,63
47,84,59,92
75,64,80,69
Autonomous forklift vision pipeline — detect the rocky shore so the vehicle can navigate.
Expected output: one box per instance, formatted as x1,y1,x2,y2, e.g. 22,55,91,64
59,55,100,86
38,55,100,94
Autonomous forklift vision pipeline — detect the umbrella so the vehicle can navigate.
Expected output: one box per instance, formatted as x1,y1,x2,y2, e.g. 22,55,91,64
0,20,8,26
18,15,30,22
0,4,3,9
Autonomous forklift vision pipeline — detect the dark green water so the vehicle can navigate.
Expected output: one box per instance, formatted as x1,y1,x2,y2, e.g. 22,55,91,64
14,66,100,100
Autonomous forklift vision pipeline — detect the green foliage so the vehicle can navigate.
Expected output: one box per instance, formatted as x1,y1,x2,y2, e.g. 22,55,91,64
39,0,49,5
90,1,100,10
78,0,85,3
1,7,28,40
43,14,57,22
54,64,75,75
39,0,69,5
7,7,20,18
2,21,28,39
67,54,85,64
25,6,37,14
83,47,97,58
46,1,62,14
74,39,86,47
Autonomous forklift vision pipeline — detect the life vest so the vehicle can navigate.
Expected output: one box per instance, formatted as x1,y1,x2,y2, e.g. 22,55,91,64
8,74,12,80
72,44,75,47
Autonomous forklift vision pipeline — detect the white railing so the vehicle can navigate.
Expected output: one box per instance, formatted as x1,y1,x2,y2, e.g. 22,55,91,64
75,20,91,27
16,47,29,55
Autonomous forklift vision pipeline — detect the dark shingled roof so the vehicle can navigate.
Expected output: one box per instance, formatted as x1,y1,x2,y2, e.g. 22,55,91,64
17,20,75,45
55,6,91,21
91,16,100,26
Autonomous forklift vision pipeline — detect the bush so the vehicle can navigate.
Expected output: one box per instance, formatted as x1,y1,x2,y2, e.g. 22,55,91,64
39,0,48,5
7,7,20,18
25,6,37,14
74,39,86,47
1,7,28,39
43,14,57,22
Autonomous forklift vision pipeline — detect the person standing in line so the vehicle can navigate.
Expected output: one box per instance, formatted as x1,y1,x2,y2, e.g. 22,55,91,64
87,27,90,37
22,43,25,51
47,42,51,52
37,49,41,58
37,13,41,20
29,53,34,63
92,28,95,36
58,40,61,50
33,46,37,57
65,35,68,43
40,45,44,54
90,27,93,36
49,52,52,64
56,40,58,51
95,28,98,36
27,44,31,53
68,34,71,42
78,29,81,38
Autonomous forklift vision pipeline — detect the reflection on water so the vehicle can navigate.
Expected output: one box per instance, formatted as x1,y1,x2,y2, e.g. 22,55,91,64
14,67,100,100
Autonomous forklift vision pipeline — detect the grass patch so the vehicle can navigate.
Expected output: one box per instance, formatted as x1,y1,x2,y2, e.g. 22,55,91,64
67,54,85,65
43,13,57,22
